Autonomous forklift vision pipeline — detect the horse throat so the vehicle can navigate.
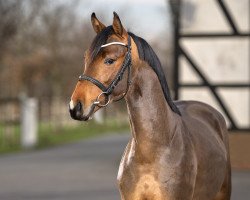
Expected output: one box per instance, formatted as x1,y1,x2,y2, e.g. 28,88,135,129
125,65,180,160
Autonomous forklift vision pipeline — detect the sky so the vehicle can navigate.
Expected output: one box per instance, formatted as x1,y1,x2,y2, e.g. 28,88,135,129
77,0,172,41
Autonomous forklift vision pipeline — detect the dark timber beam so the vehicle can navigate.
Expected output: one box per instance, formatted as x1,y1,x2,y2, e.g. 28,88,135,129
169,0,181,100
216,0,239,34
180,83,250,88
181,33,250,38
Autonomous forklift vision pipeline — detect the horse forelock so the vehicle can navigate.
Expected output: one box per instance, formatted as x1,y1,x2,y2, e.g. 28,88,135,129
89,26,114,62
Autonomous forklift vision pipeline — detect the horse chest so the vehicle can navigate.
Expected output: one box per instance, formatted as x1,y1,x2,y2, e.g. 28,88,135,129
132,173,164,200
119,167,165,200
118,154,167,200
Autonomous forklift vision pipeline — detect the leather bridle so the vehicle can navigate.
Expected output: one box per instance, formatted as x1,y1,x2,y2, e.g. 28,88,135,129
78,35,132,108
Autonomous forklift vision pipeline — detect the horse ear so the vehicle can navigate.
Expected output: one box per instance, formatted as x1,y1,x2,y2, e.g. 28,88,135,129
91,13,106,34
112,12,126,37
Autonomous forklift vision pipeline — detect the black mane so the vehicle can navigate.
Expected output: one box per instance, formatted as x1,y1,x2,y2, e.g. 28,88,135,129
128,32,180,115
89,27,180,115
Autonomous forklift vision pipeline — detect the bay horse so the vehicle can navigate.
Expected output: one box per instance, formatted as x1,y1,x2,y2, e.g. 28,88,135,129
69,12,231,200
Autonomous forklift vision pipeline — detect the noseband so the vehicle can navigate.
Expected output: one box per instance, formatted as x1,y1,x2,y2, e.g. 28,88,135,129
78,35,132,107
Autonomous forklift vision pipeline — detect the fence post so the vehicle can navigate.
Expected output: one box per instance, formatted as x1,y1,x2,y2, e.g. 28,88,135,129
21,97,38,149
94,109,104,124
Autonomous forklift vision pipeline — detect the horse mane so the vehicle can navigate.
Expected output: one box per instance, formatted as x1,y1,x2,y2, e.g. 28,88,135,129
89,26,180,115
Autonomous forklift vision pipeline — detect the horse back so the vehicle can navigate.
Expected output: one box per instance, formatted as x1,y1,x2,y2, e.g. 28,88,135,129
175,100,228,146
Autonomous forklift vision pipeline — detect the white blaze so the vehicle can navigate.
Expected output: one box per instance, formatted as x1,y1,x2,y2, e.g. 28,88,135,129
69,100,75,110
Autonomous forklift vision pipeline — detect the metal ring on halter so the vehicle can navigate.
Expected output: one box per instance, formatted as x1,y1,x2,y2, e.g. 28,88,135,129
93,92,111,107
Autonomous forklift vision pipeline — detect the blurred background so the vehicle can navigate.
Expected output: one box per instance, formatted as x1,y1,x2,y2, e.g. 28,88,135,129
0,0,249,200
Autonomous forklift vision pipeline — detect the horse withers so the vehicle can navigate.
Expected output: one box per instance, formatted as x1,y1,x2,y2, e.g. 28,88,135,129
69,12,231,200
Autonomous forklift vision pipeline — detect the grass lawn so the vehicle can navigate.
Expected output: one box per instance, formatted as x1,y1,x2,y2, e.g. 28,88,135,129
0,121,129,154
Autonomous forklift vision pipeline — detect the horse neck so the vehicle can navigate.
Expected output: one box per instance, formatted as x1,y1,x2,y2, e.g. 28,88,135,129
125,63,180,161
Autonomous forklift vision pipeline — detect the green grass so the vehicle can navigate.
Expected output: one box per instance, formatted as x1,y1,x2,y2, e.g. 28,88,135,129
0,121,129,154
38,121,129,148
0,124,21,154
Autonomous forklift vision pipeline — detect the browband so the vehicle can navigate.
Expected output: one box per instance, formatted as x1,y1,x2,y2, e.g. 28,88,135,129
101,42,127,48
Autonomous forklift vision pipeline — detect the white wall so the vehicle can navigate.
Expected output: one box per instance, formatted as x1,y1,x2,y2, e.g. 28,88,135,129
179,0,250,128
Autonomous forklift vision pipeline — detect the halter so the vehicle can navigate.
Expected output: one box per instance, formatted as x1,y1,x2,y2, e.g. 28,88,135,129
78,35,132,107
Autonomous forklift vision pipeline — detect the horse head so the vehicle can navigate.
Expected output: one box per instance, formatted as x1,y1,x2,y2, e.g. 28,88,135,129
69,12,138,121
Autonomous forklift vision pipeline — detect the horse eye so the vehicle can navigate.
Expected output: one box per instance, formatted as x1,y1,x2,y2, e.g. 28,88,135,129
104,58,116,65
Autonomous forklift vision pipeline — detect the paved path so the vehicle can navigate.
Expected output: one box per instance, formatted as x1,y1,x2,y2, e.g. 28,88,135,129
0,134,249,200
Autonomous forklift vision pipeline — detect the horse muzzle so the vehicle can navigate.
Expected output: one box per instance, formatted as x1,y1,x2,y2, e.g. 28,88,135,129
69,100,90,121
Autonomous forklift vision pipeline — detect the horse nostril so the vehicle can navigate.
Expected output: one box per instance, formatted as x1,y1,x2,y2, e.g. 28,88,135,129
69,101,84,120
76,101,82,111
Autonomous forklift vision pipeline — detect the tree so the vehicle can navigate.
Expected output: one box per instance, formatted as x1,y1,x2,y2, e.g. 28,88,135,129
0,0,95,99
0,0,21,59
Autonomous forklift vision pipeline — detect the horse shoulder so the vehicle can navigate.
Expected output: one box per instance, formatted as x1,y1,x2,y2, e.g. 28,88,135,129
175,100,227,141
